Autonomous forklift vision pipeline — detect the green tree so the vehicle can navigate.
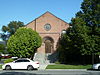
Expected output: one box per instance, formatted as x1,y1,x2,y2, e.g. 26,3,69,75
75,0,100,55
7,28,42,59
0,44,5,54
59,18,91,63
1,21,24,41
58,0,100,64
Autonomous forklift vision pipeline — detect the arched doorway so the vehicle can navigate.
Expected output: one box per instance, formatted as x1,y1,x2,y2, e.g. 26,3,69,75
43,36,54,53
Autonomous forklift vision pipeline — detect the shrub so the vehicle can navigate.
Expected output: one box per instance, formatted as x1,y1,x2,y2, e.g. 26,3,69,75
55,61,60,64
4,58,14,64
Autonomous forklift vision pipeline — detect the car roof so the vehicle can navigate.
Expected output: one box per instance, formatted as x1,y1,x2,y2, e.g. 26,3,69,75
17,58,30,60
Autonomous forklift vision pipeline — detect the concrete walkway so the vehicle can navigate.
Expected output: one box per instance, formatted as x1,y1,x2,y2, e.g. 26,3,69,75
46,69,87,71
38,64,48,70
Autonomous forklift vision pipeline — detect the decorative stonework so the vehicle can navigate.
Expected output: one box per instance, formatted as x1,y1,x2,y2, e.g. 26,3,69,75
44,23,51,31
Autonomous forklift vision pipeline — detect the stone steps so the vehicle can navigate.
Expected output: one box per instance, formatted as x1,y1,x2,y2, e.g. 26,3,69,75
34,53,49,70
33,52,58,70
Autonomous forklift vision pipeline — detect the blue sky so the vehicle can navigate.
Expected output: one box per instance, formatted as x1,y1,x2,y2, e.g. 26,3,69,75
0,0,83,32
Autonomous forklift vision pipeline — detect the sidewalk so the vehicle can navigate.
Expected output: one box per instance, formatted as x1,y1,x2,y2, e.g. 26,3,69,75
46,69,87,71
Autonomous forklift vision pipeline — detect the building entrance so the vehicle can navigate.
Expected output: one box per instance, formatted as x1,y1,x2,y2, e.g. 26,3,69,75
43,36,54,53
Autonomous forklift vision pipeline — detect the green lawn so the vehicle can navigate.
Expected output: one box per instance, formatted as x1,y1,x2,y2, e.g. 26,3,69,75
46,64,92,69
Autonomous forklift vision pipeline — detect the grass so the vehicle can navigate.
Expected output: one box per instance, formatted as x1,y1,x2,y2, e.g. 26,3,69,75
46,64,92,69
0,65,2,69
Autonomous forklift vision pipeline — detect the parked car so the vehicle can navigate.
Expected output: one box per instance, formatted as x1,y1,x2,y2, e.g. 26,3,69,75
2,58,39,70
92,63,100,70
0,54,11,59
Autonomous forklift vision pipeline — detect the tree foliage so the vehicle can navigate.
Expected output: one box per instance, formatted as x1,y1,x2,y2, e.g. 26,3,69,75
58,0,100,64
75,0,100,55
0,44,5,53
7,28,42,59
1,21,24,41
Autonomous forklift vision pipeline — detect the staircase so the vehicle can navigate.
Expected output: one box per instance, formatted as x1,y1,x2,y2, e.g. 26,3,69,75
33,52,58,70
33,53,49,70
34,53,49,64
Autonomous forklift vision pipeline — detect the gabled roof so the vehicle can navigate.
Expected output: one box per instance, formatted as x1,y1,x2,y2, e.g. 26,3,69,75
26,11,69,26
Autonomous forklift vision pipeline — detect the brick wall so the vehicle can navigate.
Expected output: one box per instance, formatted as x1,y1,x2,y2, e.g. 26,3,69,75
26,12,69,54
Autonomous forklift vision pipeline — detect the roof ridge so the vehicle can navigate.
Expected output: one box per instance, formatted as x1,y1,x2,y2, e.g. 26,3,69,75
26,11,69,26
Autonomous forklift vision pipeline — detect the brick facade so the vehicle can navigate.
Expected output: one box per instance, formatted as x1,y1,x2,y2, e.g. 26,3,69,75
26,12,69,54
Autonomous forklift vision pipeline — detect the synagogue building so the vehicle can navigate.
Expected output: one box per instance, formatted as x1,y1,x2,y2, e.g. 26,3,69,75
26,12,69,63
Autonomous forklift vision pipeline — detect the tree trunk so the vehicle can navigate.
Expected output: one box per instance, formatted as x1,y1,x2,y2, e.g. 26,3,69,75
30,48,37,60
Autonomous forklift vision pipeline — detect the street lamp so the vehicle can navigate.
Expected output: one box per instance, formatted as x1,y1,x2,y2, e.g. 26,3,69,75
70,26,72,28
61,30,66,34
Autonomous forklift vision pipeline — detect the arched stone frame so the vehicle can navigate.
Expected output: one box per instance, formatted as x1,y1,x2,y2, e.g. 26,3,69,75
43,36,54,53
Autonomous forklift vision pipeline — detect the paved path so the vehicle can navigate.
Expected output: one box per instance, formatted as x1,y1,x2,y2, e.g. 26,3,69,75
38,64,48,70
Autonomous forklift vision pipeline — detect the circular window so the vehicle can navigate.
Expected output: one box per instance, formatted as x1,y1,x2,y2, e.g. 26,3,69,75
44,24,51,31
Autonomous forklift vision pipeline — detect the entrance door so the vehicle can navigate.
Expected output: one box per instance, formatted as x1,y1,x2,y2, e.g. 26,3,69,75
44,37,54,53
45,40,51,53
